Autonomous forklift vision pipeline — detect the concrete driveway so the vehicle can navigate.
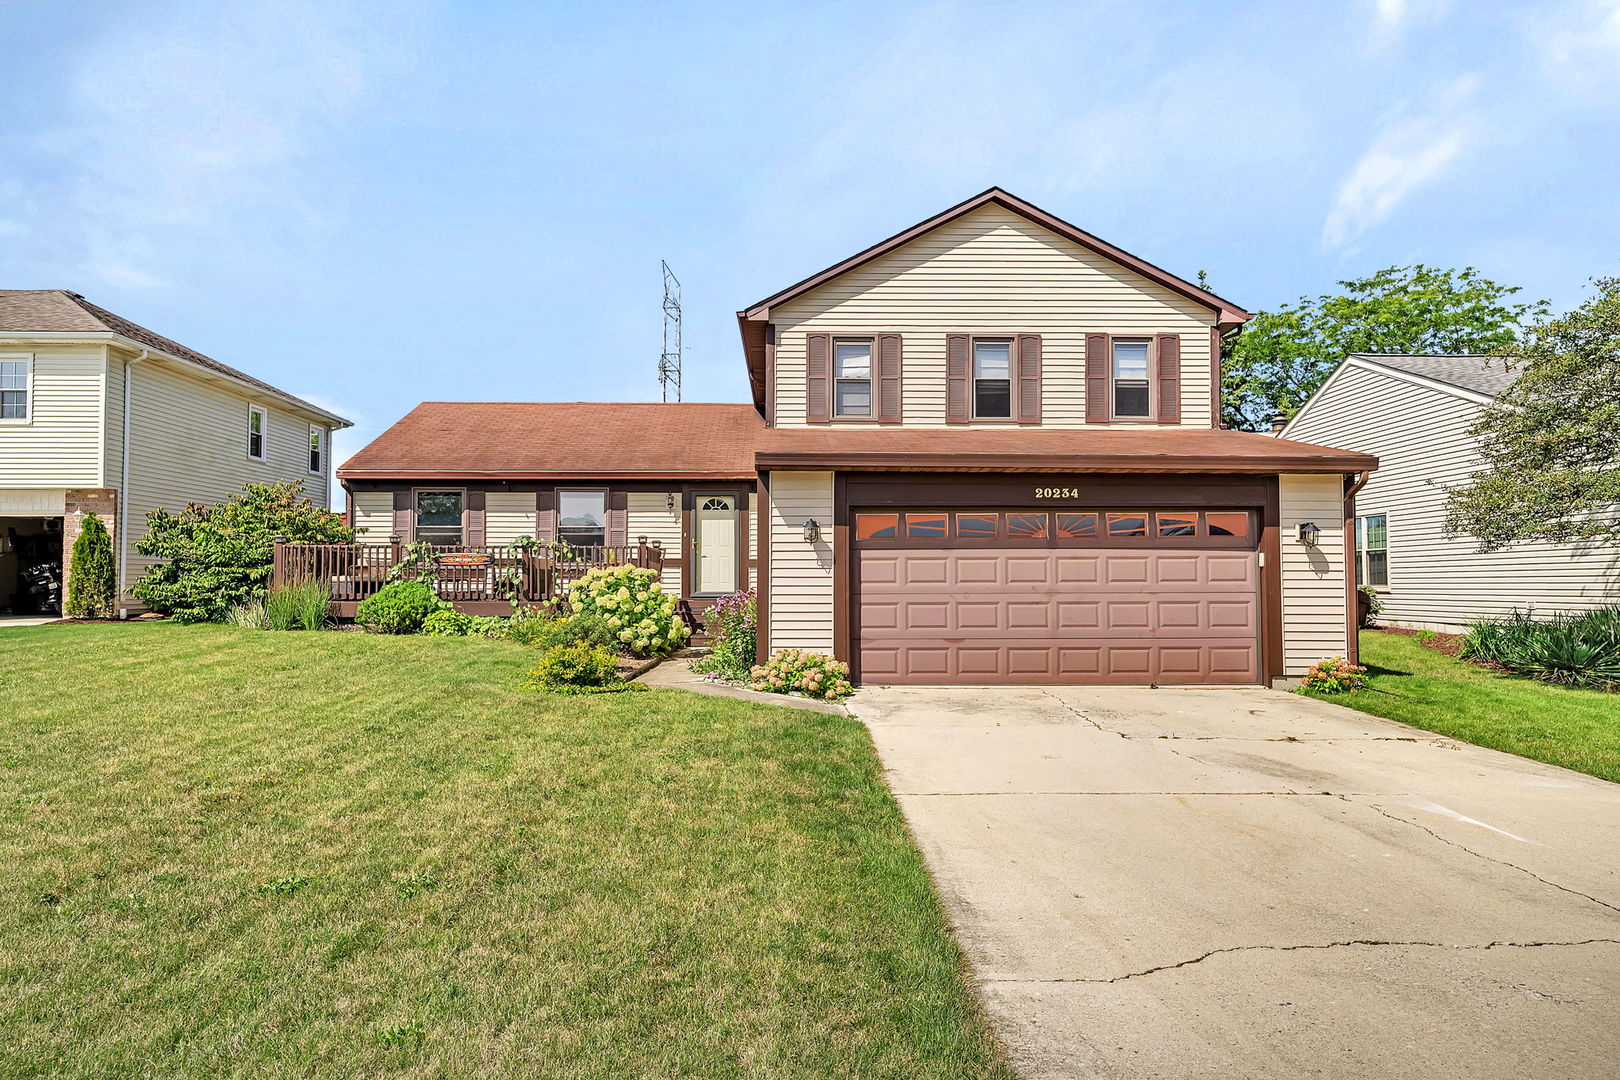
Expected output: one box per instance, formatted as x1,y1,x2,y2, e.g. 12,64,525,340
850,685,1620,1079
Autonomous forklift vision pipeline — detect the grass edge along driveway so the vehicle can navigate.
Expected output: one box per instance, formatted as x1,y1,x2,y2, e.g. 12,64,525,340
0,622,1012,1080
1303,630,1620,784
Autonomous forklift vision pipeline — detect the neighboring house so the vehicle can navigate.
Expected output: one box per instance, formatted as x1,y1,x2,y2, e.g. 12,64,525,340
0,290,351,618
341,188,1376,686
1283,352,1620,631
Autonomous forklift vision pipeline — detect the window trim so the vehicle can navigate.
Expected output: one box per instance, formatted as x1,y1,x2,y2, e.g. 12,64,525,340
411,487,467,546
830,336,876,421
0,353,33,425
1109,336,1155,421
1357,512,1390,590
307,423,324,476
970,336,1016,421
555,487,610,552
247,403,268,461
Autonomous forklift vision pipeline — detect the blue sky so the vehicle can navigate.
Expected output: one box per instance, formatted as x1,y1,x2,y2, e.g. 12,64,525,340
2,0,1617,504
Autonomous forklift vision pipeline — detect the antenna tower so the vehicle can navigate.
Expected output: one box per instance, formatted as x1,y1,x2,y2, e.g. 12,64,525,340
658,261,682,402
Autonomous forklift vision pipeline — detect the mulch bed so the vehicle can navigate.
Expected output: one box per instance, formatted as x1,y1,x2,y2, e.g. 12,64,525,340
1376,624,1466,657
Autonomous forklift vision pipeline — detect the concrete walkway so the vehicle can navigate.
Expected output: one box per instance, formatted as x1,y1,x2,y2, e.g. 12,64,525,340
851,685,1620,1080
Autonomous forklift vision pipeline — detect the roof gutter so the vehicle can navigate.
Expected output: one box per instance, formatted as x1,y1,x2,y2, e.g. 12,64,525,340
755,451,1380,474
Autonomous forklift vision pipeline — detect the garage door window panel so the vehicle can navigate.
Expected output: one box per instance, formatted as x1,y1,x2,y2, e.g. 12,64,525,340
1106,514,1148,538
956,513,999,540
1157,513,1199,537
1056,513,1098,539
856,514,898,541
904,514,948,539
1005,513,1048,540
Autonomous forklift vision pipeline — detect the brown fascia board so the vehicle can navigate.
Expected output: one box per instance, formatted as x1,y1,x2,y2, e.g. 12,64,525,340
754,451,1378,474
337,469,757,481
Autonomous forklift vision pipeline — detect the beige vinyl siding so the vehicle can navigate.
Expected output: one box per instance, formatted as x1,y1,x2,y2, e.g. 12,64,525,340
484,492,539,546
769,204,1216,428
0,344,107,486
102,352,125,490
627,492,683,597
1286,362,1620,629
121,357,333,597
1279,473,1349,674
765,470,834,651
0,489,67,515
351,491,394,539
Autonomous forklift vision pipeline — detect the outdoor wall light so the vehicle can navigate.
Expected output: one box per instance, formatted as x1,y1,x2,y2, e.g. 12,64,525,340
802,519,822,544
1296,521,1321,546
666,493,676,511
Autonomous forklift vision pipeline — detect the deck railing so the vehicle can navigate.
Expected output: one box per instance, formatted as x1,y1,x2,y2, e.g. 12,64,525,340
271,539,665,612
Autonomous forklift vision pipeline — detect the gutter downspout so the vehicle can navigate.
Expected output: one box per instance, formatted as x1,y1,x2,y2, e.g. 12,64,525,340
118,350,150,617
1344,469,1372,665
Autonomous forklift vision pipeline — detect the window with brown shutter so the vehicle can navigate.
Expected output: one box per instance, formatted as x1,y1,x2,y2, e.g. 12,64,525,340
1155,333,1181,424
805,333,831,423
1085,333,1109,423
1015,334,1041,424
946,334,970,423
877,333,902,423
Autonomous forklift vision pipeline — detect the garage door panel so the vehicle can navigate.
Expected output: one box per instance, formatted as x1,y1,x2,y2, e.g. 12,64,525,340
1055,555,1102,583
954,557,1002,585
956,602,1003,630
903,557,950,586
956,648,1004,677
904,603,951,631
860,601,900,630
1056,601,1101,629
1006,602,1052,630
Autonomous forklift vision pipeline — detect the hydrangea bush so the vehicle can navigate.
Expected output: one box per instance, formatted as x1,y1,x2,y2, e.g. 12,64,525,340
568,565,689,658
748,649,854,701
1299,656,1368,694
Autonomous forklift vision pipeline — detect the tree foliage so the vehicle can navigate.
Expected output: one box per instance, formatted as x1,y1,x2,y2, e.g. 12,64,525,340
65,512,116,619
1446,277,1620,551
131,481,352,623
1223,265,1545,431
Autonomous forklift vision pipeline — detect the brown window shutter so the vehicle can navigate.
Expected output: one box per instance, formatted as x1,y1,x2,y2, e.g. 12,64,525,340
1155,333,1181,424
805,333,831,423
1015,334,1042,424
946,334,970,423
877,333,902,423
465,490,486,546
1085,333,1110,423
607,490,628,550
535,490,556,543
392,489,411,540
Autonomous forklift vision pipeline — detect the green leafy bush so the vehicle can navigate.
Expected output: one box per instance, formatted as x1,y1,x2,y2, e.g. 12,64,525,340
1462,607,1620,691
421,610,474,636
356,581,445,634
690,589,756,682
65,512,117,619
1298,656,1368,693
504,611,619,651
568,566,689,657
526,643,635,695
225,599,268,629
748,649,854,701
265,580,331,631
131,481,351,623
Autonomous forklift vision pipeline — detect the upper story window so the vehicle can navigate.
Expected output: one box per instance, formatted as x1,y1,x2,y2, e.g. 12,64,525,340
308,424,323,474
1358,514,1389,587
833,338,872,417
0,357,29,422
973,338,1012,418
1112,339,1151,418
247,404,267,460
558,490,607,549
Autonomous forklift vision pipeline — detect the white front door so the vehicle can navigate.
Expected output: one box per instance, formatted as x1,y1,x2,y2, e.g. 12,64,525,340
696,495,738,594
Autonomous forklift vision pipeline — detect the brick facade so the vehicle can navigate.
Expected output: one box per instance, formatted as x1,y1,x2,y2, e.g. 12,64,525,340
61,488,118,615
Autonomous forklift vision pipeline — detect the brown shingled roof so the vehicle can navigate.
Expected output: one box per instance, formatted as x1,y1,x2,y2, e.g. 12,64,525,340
337,402,766,480
0,289,347,424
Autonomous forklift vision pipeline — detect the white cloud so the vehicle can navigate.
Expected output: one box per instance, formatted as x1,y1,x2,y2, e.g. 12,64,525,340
1534,0,1620,88
1321,75,1481,250
1367,0,1454,46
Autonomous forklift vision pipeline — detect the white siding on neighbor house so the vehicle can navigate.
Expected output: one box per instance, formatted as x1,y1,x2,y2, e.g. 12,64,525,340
121,357,333,598
627,492,682,596
351,491,394,539
1285,362,1620,629
1279,473,1349,674
765,470,834,651
0,344,107,487
769,203,1217,428
484,492,538,546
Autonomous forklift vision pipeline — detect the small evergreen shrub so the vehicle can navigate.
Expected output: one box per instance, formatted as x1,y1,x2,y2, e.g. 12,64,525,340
690,589,756,682
265,580,331,630
65,512,117,619
1462,607,1620,691
568,566,689,657
526,643,635,694
748,649,854,701
356,581,445,634
1299,656,1368,693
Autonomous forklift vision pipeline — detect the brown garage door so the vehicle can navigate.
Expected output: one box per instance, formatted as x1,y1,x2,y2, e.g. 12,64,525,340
855,509,1259,685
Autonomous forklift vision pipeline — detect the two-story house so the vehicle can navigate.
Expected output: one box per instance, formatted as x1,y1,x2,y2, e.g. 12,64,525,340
341,189,1376,686
0,291,351,619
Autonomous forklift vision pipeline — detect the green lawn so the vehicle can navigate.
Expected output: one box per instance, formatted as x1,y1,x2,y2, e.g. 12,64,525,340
0,623,1010,1080
1305,630,1620,783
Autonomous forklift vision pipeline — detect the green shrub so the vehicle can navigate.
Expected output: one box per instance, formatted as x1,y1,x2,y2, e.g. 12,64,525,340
526,643,635,694
131,481,351,623
568,565,689,657
421,610,474,636
265,580,331,631
65,512,117,619
1358,585,1383,627
1414,628,1439,644
1298,656,1368,693
690,589,755,682
356,581,445,634
1462,607,1620,691
225,599,268,629
506,611,620,651
748,649,854,701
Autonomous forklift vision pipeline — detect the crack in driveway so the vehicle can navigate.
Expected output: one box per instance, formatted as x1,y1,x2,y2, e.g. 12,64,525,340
983,938,1620,985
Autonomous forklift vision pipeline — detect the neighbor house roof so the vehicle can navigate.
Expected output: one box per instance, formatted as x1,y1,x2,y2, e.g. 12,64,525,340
1347,353,1519,397
337,402,766,480
755,427,1376,474
0,289,349,425
735,187,1254,410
